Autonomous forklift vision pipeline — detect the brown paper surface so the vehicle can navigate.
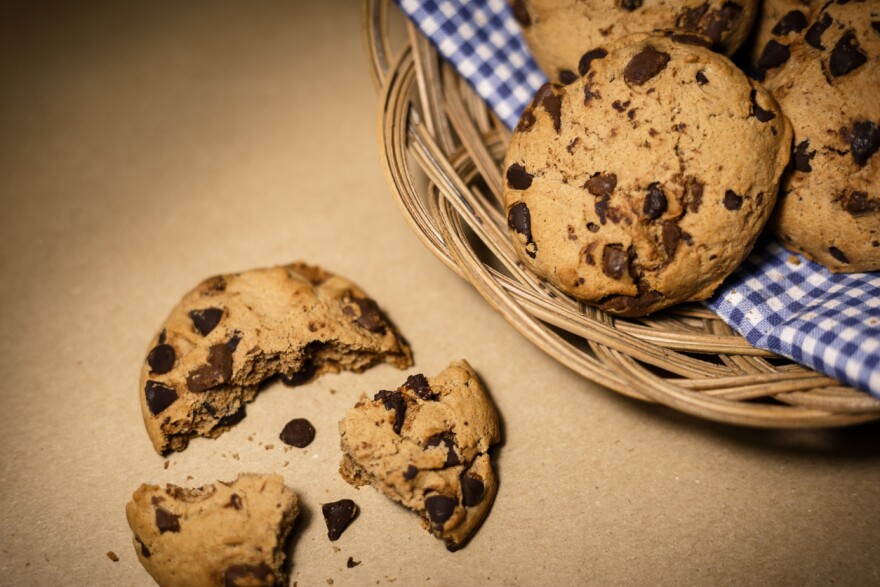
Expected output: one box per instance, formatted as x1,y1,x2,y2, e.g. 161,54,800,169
1,1,879,585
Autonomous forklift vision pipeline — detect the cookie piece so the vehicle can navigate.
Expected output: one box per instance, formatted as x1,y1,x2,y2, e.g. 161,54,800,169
504,33,792,315
338,360,501,550
764,0,880,272
125,473,298,587
748,0,819,71
510,0,759,83
140,263,412,454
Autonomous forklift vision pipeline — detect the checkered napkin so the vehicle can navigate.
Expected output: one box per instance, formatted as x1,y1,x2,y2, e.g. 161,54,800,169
396,0,880,397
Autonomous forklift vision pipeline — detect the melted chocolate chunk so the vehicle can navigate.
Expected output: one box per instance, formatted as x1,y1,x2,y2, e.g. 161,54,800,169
322,499,359,541
757,40,791,70
226,494,243,510
189,308,223,336
224,562,274,587
348,297,387,334
279,418,316,448
216,405,246,428
506,163,533,190
186,343,233,392
578,48,608,75
583,78,601,104
155,507,180,533
508,202,536,257
828,31,867,77
792,140,816,172
805,12,832,49
585,173,617,198
405,373,435,400
558,69,578,85
662,221,682,257
600,289,663,315
226,333,241,352
516,109,536,132
686,178,704,212
602,244,628,279
347,557,361,568
587,222,600,233
643,183,667,220
425,494,458,525
624,46,670,86
667,31,713,48
829,246,849,263
145,380,178,415
374,390,407,434
696,71,709,84
510,0,530,27
595,197,610,225
849,121,880,166
404,465,419,480
677,2,742,44
426,434,460,467
540,90,563,132
280,358,316,387
771,10,807,35
749,89,776,122
841,191,879,216
137,538,151,558
461,474,486,507
147,344,175,374
723,190,743,210
618,0,643,11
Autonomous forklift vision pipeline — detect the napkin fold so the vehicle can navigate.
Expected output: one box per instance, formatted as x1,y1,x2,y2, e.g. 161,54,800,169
396,0,880,397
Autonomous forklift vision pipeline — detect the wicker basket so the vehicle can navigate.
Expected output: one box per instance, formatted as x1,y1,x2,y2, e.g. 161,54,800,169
363,0,880,427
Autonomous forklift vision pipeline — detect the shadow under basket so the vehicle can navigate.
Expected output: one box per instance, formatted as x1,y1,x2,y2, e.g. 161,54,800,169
362,0,880,428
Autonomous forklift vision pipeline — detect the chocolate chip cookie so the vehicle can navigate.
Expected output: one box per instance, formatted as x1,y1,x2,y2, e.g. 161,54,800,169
140,262,412,454
763,0,880,272
504,33,792,315
509,0,759,83
126,473,298,587
338,360,501,551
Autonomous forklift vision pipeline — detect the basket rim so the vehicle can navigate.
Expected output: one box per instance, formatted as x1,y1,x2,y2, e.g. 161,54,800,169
363,0,880,428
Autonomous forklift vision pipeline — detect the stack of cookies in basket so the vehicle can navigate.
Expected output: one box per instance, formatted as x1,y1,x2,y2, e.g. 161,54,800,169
504,0,879,317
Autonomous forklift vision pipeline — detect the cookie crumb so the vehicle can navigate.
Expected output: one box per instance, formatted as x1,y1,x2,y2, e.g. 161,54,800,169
282,461,289,467
264,444,274,450
326,579,334,585
186,475,193,481
347,556,361,568
332,546,341,553
106,551,119,562
231,452,240,460
329,388,337,395
163,460,169,470
787,255,801,266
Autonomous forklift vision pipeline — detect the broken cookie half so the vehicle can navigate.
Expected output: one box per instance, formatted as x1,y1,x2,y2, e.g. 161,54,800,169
338,359,501,550
125,473,298,587
139,262,412,454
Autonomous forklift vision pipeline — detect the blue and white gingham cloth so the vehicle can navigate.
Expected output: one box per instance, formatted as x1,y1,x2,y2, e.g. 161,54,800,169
396,0,880,397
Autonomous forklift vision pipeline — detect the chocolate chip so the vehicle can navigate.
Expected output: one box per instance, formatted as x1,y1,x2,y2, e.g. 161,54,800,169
873,22,880,35
587,222,600,233
624,46,670,86
507,202,535,257
749,89,776,122
578,48,608,75
224,562,273,587
280,357,316,386
677,2,742,45
506,163,533,190
849,121,880,166
216,405,246,428
405,373,435,400
157,329,167,344
723,190,743,210
189,308,223,336
585,173,617,199
771,10,807,35
510,0,530,27
155,507,180,533
595,197,609,225
841,191,879,216
279,418,315,448
226,333,241,352
696,71,708,85
425,494,457,525
404,465,418,480
322,499,359,541
426,434,460,467
805,12,832,49
618,0,642,11
829,246,849,263
516,109,536,132
792,140,816,172
225,494,243,510
347,557,361,568
539,90,563,132
583,78,601,104
643,183,667,220
558,69,578,85
145,380,178,415
349,297,387,334
600,289,663,315
461,474,486,507
186,343,233,392
685,178,704,213
681,231,694,245
829,31,867,77
661,221,681,257
757,40,790,70
136,537,151,558
374,390,407,434
612,100,629,112
602,244,628,279
667,31,713,48
202,275,227,293
147,344,175,375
